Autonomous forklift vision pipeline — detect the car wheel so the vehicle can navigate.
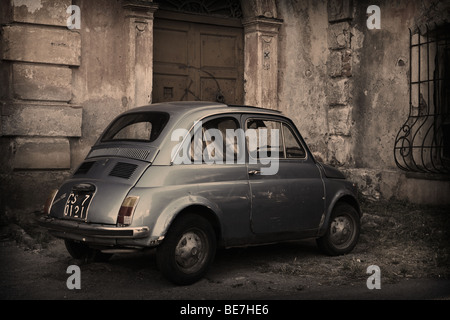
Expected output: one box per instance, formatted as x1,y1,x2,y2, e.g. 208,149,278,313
316,203,360,256
156,214,217,285
64,240,113,262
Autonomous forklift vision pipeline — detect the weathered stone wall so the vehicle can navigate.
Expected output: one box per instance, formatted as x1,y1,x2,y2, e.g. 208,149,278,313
1,0,449,217
277,0,330,162
277,0,450,205
1,0,81,215
0,0,158,215
350,0,415,170
344,0,449,205
70,0,132,166
277,0,356,166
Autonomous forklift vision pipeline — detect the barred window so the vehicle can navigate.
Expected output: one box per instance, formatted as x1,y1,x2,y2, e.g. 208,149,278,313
394,24,450,173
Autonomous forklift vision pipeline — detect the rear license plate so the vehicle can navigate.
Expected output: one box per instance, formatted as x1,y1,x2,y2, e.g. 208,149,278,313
64,190,94,221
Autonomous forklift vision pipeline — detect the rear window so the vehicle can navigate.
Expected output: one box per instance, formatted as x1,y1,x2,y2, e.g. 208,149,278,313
101,112,169,142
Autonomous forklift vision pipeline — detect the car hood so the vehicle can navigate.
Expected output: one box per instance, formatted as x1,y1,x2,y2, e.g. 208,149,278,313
49,157,150,225
318,162,346,179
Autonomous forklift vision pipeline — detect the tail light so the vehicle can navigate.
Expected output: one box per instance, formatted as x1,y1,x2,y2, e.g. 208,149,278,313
117,196,140,226
43,189,58,215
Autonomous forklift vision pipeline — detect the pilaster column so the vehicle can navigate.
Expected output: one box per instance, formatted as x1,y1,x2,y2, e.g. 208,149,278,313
123,0,158,108
242,17,282,110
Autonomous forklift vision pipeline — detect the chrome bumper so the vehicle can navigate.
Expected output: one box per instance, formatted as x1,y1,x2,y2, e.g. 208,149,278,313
38,216,150,239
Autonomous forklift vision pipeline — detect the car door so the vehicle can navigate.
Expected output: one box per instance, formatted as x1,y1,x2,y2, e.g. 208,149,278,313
187,115,252,242
243,115,325,235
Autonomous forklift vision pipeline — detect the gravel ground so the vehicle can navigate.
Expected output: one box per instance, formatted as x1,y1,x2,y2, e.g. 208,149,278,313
1,200,449,301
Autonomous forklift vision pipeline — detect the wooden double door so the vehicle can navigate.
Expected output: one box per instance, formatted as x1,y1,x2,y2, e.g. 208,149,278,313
153,15,244,104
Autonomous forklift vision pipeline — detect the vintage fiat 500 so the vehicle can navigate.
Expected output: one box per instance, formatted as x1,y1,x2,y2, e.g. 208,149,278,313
39,101,361,285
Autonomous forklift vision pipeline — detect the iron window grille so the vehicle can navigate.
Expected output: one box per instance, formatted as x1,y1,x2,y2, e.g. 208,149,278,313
394,23,450,174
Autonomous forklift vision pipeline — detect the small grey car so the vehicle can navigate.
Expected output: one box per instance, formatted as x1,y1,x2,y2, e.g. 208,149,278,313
39,101,361,285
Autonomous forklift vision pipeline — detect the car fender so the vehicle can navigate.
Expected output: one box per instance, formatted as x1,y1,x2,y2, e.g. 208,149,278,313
150,194,223,240
317,188,361,237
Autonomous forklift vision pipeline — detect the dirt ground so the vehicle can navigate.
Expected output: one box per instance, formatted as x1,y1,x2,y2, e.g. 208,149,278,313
1,200,449,301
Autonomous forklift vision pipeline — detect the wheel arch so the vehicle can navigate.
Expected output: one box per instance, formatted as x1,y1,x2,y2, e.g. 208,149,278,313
336,194,361,217
171,205,222,243
151,196,223,245
318,192,361,237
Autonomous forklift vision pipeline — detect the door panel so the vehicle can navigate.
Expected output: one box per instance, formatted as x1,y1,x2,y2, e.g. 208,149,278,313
153,17,243,104
200,33,239,68
200,77,238,103
243,115,325,235
153,74,188,102
249,161,325,234
153,27,188,65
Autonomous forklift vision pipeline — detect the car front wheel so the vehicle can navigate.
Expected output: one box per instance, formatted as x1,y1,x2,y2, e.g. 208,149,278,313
156,214,216,285
317,203,360,256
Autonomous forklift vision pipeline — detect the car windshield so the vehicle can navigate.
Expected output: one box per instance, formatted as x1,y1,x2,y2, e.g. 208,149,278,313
101,112,169,142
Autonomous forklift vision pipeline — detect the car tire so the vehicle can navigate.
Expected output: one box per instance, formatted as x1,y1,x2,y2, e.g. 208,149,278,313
64,240,113,262
156,214,217,285
316,203,360,256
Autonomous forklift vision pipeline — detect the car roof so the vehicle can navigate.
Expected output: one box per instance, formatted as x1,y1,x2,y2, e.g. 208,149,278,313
124,101,282,118
94,101,289,164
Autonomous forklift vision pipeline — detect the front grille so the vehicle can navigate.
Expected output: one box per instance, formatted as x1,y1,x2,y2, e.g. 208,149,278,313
109,162,138,179
74,161,96,175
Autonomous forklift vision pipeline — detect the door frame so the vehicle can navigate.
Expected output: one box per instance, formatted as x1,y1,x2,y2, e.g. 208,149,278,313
151,3,283,109
153,10,245,104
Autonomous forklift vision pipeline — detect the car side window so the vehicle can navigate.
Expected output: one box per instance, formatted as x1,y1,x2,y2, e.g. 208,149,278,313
190,117,240,164
282,123,306,158
246,119,283,159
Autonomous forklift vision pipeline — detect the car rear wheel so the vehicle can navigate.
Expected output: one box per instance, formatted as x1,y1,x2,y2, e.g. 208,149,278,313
316,203,360,256
156,214,216,285
64,240,113,262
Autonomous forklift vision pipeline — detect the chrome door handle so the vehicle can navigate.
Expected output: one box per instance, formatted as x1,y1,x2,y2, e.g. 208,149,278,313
248,170,260,175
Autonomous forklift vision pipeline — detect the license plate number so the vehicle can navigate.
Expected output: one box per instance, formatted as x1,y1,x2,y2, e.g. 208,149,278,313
64,191,93,221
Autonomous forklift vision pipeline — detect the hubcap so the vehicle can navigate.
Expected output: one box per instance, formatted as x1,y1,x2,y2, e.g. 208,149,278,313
329,215,355,249
175,230,208,274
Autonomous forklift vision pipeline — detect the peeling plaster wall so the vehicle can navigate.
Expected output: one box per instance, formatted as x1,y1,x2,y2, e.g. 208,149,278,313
1,0,449,216
1,0,80,215
349,0,450,204
70,0,130,167
276,0,450,204
351,0,417,170
277,0,330,161
0,0,157,214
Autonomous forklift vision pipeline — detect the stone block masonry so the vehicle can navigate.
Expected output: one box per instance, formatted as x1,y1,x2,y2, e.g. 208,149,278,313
326,2,354,167
0,0,82,170
13,137,71,170
0,0,82,213
1,24,81,66
12,64,72,101
1,103,82,137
